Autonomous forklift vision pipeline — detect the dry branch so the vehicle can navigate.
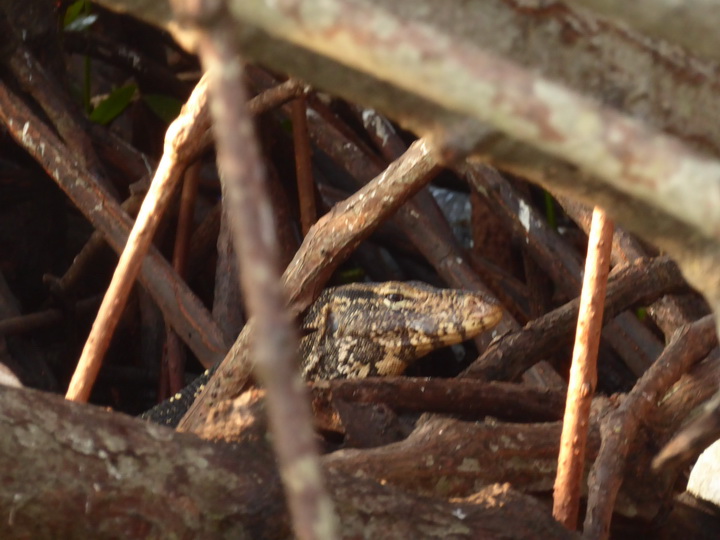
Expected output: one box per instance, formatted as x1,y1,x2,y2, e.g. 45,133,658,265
292,95,317,235
179,138,439,432
321,377,566,423
565,0,720,64
467,165,665,375
463,256,685,381
65,72,214,402
584,315,718,539
323,413,598,499
0,79,230,369
554,209,613,528
0,384,576,540
96,0,720,341
181,1,338,535
0,9,112,193
193,0,720,248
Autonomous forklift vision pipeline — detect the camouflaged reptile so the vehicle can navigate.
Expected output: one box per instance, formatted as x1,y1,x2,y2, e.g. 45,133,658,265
142,281,503,427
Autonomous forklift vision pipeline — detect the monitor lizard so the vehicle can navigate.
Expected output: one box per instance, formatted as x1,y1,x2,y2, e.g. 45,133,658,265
142,281,503,428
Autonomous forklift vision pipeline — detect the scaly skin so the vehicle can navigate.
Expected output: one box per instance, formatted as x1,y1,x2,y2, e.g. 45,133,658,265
144,281,502,430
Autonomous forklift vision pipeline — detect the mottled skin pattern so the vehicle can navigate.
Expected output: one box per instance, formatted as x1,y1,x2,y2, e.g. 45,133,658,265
300,281,501,379
142,281,502,427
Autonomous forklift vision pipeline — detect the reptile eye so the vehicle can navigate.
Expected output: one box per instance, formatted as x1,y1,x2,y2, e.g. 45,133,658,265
385,293,405,302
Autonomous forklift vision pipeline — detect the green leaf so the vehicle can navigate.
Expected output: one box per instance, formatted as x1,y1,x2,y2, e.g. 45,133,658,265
543,190,557,229
143,94,183,123
63,1,91,29
89,84,137,125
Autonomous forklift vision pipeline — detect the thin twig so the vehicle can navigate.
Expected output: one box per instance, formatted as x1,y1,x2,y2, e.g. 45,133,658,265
583,315,718,540
181,1,340,537
463,256,685,381
0,10,114,194
0,79,228,373
0,297,101,336
178,138,438,432
164,162,201,396
65,75,212,402
291,95,317,235
553,208,613,528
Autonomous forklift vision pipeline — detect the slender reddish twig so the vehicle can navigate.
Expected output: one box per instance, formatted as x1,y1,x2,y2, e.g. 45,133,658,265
584,315,717,540
64,71,307,402
291,95,317,235
64,76,212,402
163,162,201,396
553,207,613,528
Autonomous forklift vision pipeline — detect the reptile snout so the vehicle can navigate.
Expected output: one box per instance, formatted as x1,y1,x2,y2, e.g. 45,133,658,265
464,295,503,334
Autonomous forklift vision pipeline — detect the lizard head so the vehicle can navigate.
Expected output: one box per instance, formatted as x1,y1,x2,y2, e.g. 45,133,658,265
300,281,502,379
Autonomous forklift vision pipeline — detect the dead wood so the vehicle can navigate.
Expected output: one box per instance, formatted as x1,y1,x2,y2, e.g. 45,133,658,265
469,167,665,376
103,0,720,352
183,9,336,536
196,374,709,524
178,138,441,432
0,383,577,540
2,1,720,537
320,377,566,423
464,256,686,381
0,79,230,369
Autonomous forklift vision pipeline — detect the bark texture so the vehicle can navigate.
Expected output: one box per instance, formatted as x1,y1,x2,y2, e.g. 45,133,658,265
0,384,577,540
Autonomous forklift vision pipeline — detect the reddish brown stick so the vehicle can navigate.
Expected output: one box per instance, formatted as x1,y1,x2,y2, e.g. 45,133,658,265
64,76,211,403
163,162,201,396
291,95,317,235
584,315,718,540
553,207,613,528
